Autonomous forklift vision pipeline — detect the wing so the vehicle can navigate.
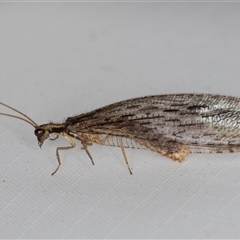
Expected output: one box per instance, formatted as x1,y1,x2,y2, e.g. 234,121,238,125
65,94,240,153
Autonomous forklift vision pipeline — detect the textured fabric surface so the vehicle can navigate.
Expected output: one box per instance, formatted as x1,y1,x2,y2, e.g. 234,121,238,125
1,2,240,238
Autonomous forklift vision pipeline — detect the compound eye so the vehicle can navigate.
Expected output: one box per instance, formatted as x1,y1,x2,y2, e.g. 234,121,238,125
34,128,45,137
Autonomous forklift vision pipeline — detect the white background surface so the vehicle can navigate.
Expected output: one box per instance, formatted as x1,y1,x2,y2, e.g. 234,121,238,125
1,2,240,239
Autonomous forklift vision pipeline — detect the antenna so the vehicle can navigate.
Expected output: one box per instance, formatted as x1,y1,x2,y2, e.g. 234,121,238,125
0,102,38,128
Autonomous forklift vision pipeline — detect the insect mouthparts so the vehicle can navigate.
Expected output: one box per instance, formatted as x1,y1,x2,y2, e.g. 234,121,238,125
38,141,42,148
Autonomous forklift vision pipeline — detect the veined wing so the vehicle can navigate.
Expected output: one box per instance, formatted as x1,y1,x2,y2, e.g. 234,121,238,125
66,94,240,153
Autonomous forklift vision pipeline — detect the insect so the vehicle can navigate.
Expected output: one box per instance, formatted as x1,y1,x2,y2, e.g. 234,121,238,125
1,93,240,175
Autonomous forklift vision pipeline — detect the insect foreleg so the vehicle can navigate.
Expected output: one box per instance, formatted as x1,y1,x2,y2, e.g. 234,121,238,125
50,135,59,141
52,133,76,175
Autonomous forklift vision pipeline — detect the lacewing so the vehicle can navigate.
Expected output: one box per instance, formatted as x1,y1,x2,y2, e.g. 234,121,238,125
1,94,240,175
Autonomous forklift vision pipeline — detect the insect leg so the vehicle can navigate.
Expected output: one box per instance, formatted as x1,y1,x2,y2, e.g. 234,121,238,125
118,137,133,175
50,135,59,141
81,142,95,165
52,134,76,175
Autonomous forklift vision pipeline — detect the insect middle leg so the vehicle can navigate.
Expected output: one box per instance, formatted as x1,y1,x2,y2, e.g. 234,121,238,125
81,142,95,165
80,134,113,166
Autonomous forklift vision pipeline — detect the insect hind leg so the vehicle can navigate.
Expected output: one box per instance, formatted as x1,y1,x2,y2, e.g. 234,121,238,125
118,137,133,175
